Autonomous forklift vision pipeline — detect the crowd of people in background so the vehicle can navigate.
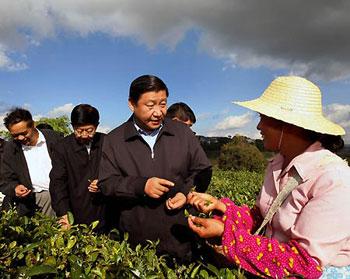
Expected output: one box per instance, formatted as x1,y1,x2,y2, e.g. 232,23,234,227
1,74,350,278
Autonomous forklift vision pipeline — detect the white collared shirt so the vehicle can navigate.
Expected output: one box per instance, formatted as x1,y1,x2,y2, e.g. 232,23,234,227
134,121,163,158
86,142,92,155
22,130,52,192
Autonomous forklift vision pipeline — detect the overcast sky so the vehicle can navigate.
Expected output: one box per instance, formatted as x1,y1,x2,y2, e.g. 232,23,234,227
0,0,349,142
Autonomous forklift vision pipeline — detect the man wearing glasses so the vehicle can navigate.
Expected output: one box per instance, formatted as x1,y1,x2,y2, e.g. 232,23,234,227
49,104,108,232
0,108,61,216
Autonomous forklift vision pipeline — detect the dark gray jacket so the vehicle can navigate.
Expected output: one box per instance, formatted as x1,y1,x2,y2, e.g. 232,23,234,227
49,132,108,232
98,117,212,259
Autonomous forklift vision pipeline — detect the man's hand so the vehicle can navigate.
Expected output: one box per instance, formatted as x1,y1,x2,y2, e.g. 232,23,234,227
144,177,174,198
58,214,71,230
187,192,226,214
88,179,100,193
188,215,224,238
166,192,186,210
15,184,31,198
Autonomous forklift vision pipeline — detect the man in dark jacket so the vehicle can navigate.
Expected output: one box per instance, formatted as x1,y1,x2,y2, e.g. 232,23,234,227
0,137,5,160
167,102,196,127
99,75,212,261
166,102,211,192
50,104,108,232
0,108,61,216
0,137,6,208
0,137,5,174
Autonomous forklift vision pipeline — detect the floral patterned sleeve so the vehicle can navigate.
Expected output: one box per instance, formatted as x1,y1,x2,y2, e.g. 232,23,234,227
220,199,323,278
220,198,262,233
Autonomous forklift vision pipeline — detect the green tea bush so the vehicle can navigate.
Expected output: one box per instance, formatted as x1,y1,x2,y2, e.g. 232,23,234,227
0,170,263,278
0,211,162,278
0,209,248,278
218,136,266,173
207,169,263,208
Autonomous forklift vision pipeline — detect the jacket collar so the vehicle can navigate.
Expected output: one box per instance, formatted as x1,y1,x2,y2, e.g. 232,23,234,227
123,115,175,141
72,132,103,152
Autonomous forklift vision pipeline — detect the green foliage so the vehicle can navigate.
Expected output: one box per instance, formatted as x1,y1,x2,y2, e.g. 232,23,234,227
0,169,264,278
254,139,264,152
199,136,231,162
218,136,266,173
36,116,72,136
207,169,263,208
0,209,246,278
0,130,10,140
0,210,176,278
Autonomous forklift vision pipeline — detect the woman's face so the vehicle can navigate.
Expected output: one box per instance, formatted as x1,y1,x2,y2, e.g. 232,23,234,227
257,114,284,152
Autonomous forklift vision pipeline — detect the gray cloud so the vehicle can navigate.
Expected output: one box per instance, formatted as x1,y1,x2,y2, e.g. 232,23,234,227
324,103,350,143
1,1,350,80
324,104,350,128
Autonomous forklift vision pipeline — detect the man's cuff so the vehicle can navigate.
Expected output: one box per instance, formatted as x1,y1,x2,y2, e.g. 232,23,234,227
135,177,149,197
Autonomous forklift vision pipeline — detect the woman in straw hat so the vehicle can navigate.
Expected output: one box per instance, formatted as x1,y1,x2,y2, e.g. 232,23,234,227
187,76,350,278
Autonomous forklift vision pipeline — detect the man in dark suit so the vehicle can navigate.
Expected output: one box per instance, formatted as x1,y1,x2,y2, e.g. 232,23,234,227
0,137,6,209
0,108,61,216
50,104,108,232
99,75,212,261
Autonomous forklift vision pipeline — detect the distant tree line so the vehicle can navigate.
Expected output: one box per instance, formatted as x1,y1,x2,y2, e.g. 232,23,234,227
199,134,268,172
200,134,350,172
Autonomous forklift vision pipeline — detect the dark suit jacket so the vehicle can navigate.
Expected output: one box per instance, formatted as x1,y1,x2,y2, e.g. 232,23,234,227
99,117,212,259
49,133,108,231
0,129,62,216
0,138,5,181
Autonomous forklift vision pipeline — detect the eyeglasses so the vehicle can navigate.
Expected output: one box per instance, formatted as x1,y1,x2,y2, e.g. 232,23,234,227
74,127,96,136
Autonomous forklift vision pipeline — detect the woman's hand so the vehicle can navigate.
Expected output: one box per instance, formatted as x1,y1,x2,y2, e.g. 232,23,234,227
166,192,186,210
187,192,226,214
188,215,224,238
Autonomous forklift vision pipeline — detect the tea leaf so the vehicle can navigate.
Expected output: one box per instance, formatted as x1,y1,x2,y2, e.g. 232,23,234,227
67,211,75,225
25,264,58,276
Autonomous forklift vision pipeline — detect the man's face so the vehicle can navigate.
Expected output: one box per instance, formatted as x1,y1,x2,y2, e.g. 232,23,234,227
129,90,167,132
73,124,97,145
8,121,37,146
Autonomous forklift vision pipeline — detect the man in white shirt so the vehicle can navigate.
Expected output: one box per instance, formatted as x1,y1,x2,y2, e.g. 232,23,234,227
0,108,61,216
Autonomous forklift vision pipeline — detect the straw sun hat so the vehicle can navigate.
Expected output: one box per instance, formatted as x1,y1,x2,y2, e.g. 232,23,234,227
234,76,345,136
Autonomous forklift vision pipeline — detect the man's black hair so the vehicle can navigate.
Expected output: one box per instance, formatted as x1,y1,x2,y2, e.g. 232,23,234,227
71,104,100,126
4,107,34,129
129,75,169,104
167,102,196,124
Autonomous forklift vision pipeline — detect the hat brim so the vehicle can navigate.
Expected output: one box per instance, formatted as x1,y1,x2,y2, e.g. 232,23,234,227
234,99,346,136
